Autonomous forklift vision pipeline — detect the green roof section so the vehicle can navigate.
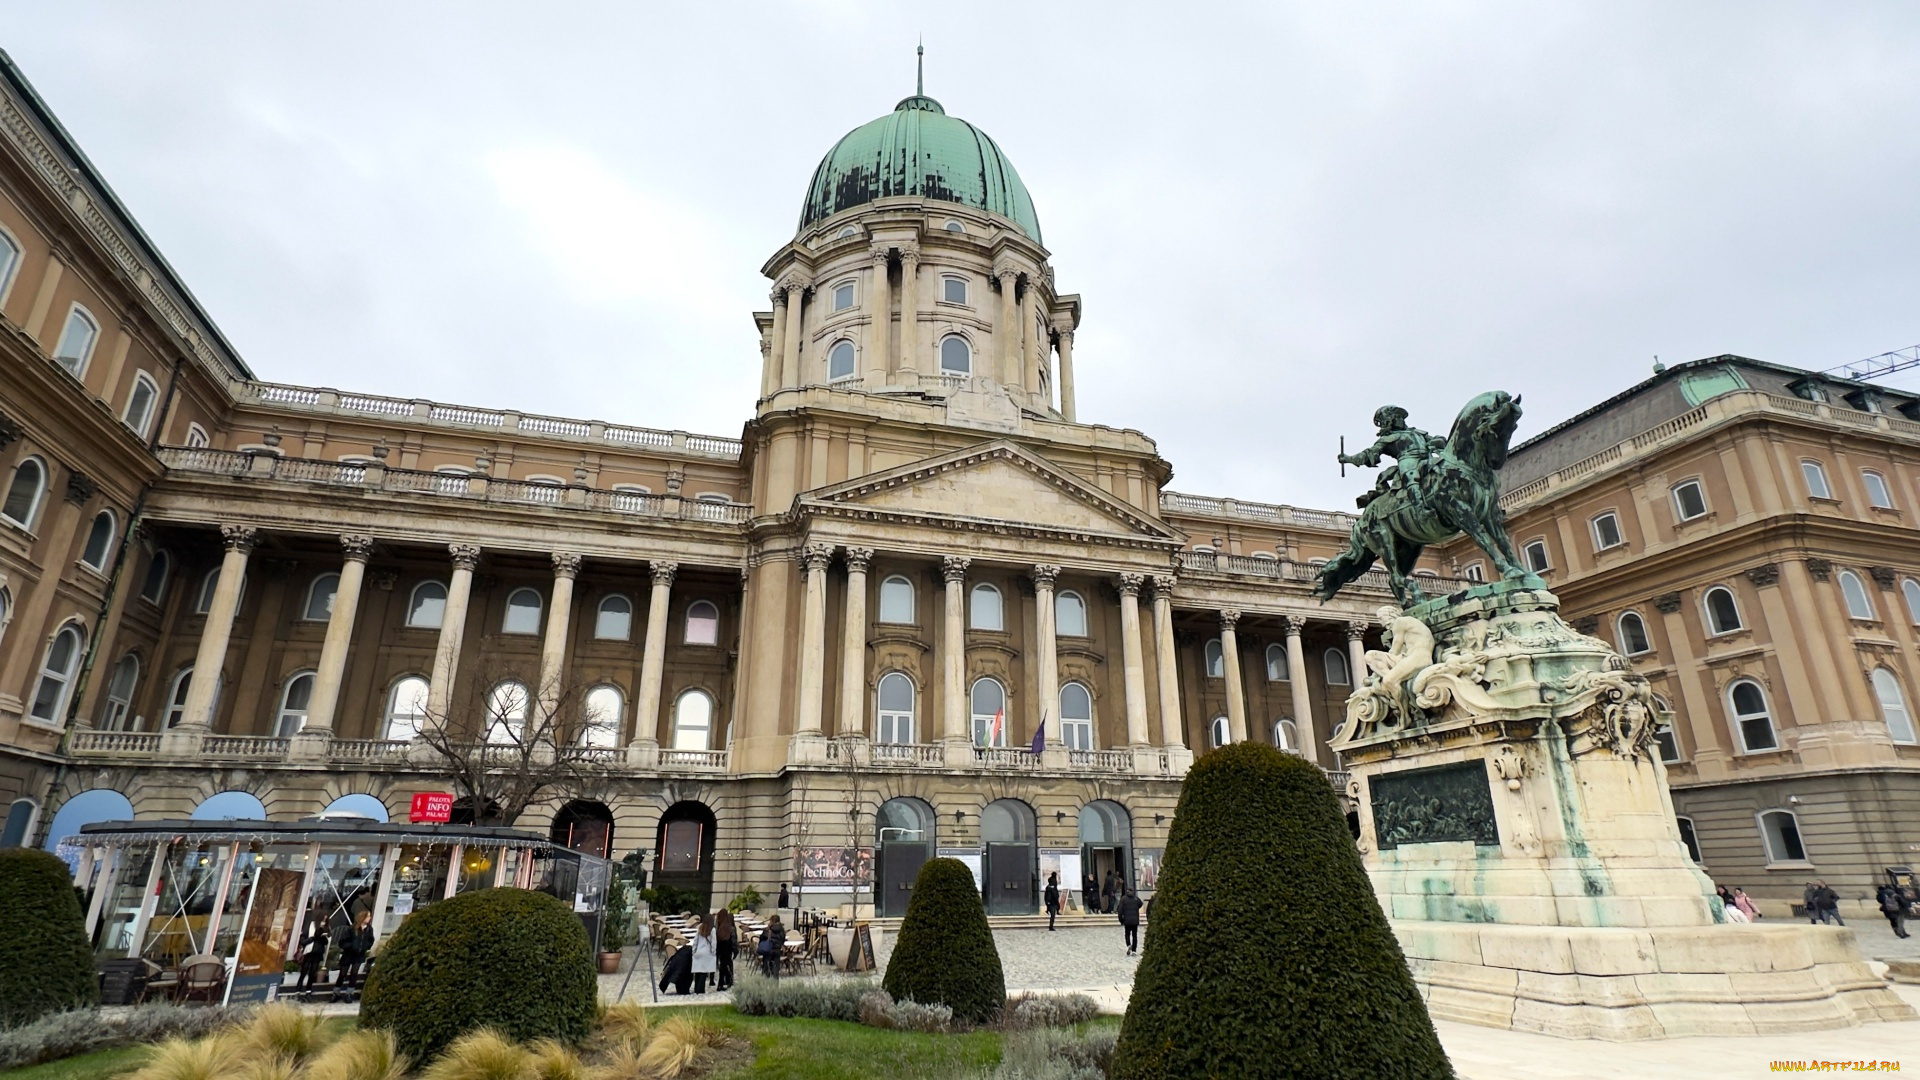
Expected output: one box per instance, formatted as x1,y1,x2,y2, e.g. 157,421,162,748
798,94,1042,243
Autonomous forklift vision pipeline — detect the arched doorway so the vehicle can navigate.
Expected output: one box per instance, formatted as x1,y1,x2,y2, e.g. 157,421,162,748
653,801,717,911
875,797,935,917
552,799,615,859
980,799,1037,915
1078,800,1132,912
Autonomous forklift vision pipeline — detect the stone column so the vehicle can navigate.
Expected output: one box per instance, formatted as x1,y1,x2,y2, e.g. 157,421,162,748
179,525,256,730
1219,609,1247,743
302,534,373,736
763,289,787,396
1118,575,1152,747
632,560,677,745
538,552,581,715
897,244,920,378
1285,615,1320,764
994,268,1019,384
1031,565,1061,747
425,544,481,722
1346,622,1369,702
1152,576,1189,769
941,556,971,760
838,548,874,736
795,543,835,737
1018,276,1038,394
1056,329,1077,422
780,280,806,387
865,250,890,381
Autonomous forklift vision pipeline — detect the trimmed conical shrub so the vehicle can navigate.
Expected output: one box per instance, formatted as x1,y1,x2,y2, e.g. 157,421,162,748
1114,743,1452,1079
361,887,595,1062
0,848,98,1026
881,856,1005,1023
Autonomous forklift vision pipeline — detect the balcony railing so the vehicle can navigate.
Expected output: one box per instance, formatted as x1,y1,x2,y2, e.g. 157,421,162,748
203,735,291,759
1068,749,1133,771
1160,492,1355,533
69,731,162,756
871,742,945,766
156,448,753,524
973,746,1039,769
658,749,729,771
330,739,410,763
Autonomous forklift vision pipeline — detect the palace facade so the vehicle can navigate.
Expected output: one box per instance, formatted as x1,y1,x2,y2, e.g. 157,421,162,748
0,49,1912,920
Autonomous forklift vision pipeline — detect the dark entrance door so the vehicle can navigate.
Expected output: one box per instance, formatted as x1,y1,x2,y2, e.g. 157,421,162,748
985,843,1034,915
877,842,929,917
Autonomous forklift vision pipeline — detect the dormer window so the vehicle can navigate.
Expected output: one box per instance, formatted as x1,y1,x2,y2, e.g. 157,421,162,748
837,225,858,238
1789,378,1830,403
832,281,855,311
1844,388,1885,414
941,276,968,304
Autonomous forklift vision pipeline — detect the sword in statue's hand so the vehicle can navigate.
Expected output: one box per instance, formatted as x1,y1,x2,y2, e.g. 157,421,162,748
1339,435,1346,478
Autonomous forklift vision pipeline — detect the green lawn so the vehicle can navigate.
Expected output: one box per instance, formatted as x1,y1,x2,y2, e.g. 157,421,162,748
10,1010,1117,1080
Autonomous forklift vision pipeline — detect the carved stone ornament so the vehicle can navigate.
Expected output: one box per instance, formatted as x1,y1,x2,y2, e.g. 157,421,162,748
1283,614,1307,635
369,570,398,591
339,534,375,561
1118,573,1145,597
64,471,97,504
802,543,836,573
448,543,482,571
1347,621,1368,642
0,412,21,450
650,560,679,587
942,555,972,583
1031,563,1061,590
220,524,259,554
1871,565,1898,588
844,547,876,574
1745,563,1780,588
1805,557,1832,583
1150,573,1177,598
551,551,582,578
1653,592,1684,614
1219,608,1241,630
1493,745,1530,791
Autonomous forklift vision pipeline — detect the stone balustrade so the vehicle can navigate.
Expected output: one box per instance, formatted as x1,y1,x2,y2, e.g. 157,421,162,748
1160,491,1356,533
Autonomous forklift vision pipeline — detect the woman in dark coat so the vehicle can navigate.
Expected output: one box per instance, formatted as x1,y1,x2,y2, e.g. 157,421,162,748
759,914,786,979
331,910,375,1000
715,909,739,989
294,916,329,992
1117,886,1144,955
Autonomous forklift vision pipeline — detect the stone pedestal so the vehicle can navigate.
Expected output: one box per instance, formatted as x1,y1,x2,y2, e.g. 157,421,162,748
1340,583,1914,1039
786,733,830,765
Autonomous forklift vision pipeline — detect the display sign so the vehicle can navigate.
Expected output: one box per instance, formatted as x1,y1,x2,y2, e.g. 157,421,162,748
798,846,873,886
409,792,454,823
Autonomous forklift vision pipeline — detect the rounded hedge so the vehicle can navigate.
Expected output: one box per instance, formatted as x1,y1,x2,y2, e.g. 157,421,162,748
0,849,97,1027
360,887,595,1061
881,856,1005,1023
1114,743,1452,1079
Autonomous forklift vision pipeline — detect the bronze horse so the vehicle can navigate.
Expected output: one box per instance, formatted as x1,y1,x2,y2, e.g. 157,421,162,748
1315,391,1534,608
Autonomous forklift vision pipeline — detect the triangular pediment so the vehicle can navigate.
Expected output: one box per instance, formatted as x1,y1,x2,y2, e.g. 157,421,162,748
798,441,1178,544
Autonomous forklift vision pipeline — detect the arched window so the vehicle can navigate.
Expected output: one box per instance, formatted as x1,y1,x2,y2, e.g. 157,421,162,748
275,671,315,737
1055,591,1087,636
1651,695,1682,762
1462,562,1485,583
1704,586,1743,635
163,666,194,728
407,580,447,628
581,685,623,748
1675,816,1702,863
0,588,9,651
52,305,99,375
941,275,968,304
1801,460,1832,499
1523,539,1551,573
1204,639,1224,678
1617,611,1651,655
304,572,340,621
595,594,633,640
1728,678,1777,752
1838,570,1876,621
827,340,856,382
970,583,1003,631
939,334,971,375
1060,682,1094,751
878,575,915,624
1590,511,1623,550
877,672,915,744
970,677,1007,747
671,688,714,750
0,229,18,303
1324,648,1351,686
101,654,139,731
139,550,170,604
1266,643,1288,681
502,587,543,634
27,624,85,725
1863,470,1895,509
1872,668,1917,744
385,675,430,740
484,680,531,744
1209,716,1230,749
194,567,245,614
2,457,46,528
184,423,210,448
1905,579,1920,626
80,510,116,570
684,600,720,645
1672,480,1708,521
1758,809,1807,864
944,219,966,234
1273,718,1298,752
124,373,160,437
1,797,36,849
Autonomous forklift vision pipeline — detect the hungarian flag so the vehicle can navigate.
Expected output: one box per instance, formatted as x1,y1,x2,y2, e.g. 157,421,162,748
989,707,1005,747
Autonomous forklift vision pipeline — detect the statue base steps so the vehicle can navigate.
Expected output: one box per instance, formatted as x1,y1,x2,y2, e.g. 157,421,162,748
1392,920,1915,1040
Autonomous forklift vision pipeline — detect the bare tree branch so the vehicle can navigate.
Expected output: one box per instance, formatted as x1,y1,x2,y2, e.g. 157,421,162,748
413,663,611,825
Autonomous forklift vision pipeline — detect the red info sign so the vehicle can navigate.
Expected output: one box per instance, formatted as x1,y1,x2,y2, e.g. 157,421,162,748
410,792,454,823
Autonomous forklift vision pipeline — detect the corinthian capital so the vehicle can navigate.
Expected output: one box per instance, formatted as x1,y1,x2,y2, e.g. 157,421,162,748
650,560,679,587
220,524,259,554
1346,621,1368,642
1118,573,1145,597
448,543,481,571
895,241,920,264
339,534,375,562
1283,614,1308,635
1219,608,1241,630
1150,574,1177,598
1031,563,1061,590
844,547,876,574
551,551,582,578
802,543,837,573
942,555,972,583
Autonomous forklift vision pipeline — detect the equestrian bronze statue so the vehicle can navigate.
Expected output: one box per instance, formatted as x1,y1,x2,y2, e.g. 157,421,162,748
1315,391,1535,608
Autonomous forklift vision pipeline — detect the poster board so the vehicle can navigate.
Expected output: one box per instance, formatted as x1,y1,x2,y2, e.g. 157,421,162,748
938,849,983,891
236,868,305,979
848,921,877,973
1134,848,1164,892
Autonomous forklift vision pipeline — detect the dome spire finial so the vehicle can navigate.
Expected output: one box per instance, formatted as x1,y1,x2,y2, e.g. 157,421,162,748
916,39,924,97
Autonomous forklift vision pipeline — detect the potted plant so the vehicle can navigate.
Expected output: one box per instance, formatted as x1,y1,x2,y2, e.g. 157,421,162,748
598,880,632,974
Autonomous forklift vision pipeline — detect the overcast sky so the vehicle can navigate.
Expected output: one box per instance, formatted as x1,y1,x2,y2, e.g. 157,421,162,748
5,3,1918,509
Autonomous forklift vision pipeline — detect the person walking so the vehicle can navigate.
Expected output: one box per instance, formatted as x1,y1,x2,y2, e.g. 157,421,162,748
1082,871,1097,915
715,908,738,989
1813,880,1844,926
1117,886,1144,955
1733,888,1762,922
759,914,787,979
332,910,375,1001
1880,885,1911,939
1044,872,1060,931
690,913,718,994
1102,870,1118,915
1803,882,1821,924
294,916,329,993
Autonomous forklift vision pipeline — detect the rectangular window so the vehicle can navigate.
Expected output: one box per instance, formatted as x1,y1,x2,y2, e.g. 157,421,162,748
833,282,855,311
1864,471,1895,509
1462,563,1485,583
661,821,703,871
942,277,967,304
1591,512,1623,550
1676,817,1702,863
1672,481,1707,521
1802,460,1832,500
1653,727,1681,763
1524,540,1550,573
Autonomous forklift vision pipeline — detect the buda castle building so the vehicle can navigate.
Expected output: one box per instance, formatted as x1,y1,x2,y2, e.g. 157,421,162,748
0,50,1914,917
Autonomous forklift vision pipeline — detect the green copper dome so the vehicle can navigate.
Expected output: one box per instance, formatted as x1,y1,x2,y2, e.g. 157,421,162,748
798,94,1041,242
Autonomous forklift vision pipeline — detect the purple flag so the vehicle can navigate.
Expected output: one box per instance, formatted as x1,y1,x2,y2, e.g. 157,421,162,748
1031,716,1046,755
